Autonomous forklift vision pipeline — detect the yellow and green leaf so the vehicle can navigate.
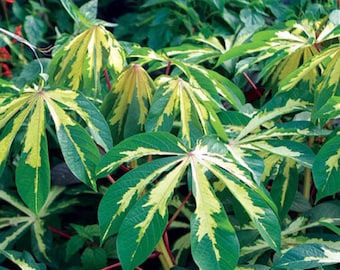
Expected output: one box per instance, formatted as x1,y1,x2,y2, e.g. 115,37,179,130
49,24,125,96
190,159,239,270
44,95,100,190
105,64,155,143
146,76,227,146
117,159,188,270
16,94,50,214
313,135,340,202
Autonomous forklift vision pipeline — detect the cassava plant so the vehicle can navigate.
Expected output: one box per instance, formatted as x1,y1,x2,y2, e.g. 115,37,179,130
0,0,340,269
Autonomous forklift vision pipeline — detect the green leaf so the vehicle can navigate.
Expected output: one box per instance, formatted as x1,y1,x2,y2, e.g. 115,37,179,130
60,0,94,28
16,95,50,214
81,247,107,270
66,235,85,260
274,244,340,269
24,16,47,46
0,250,46,270
216,41,268,67
313,135,340,202
190,160,239,270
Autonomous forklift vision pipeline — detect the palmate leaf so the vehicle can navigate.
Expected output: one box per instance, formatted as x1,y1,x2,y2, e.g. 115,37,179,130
106,64,155,143
49,24,125,96
1,87,111,212
97,132,280,269
312,135,340,202
0,187,66,260
146,76,227,146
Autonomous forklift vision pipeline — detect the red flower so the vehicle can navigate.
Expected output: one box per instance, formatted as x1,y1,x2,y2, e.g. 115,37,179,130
4,0,15,4
12,25,23,43
1,63,13,77
0,47,11,60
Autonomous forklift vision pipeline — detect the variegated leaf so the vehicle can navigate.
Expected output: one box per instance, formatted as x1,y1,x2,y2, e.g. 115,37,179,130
270,159,298,221
251,140,315,168
313,135,340,202
274,244,340,269
0,250,46,270
235,92,310,142
190,159,239,270
146,76,227,146
44,90,112,152
117,159,188,270
188,65,245,110
209,165,281,252
31,219,50,262
96,131,187,178
44,94,100,190
164,43,221,64
49,24,125,96
0,96,35,176
16,94,50,214
280,44,340,94
0,222,33,251
314,95,340,127
98,156,181,242
106,64,155,143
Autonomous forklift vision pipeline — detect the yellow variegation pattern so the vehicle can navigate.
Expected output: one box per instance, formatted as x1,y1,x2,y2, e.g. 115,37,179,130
23,95,45,168
100,158,181,241
50,24,125,95
0,103,34,165
134,159,188,242
108,64,154,139
190,158,222,259
149,76,225,145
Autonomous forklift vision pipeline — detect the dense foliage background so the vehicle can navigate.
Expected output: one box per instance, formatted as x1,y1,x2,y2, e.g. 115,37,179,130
0,0,339,269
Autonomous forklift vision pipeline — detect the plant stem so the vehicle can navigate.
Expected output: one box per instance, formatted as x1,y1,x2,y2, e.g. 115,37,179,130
156,236,175,270
104,69,112,90
303,137,314,202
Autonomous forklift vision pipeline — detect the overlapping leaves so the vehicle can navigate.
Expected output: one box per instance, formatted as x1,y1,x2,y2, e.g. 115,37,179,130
97,132,281,270
0,186,75,263
0,87,112,213
217,15,340,90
